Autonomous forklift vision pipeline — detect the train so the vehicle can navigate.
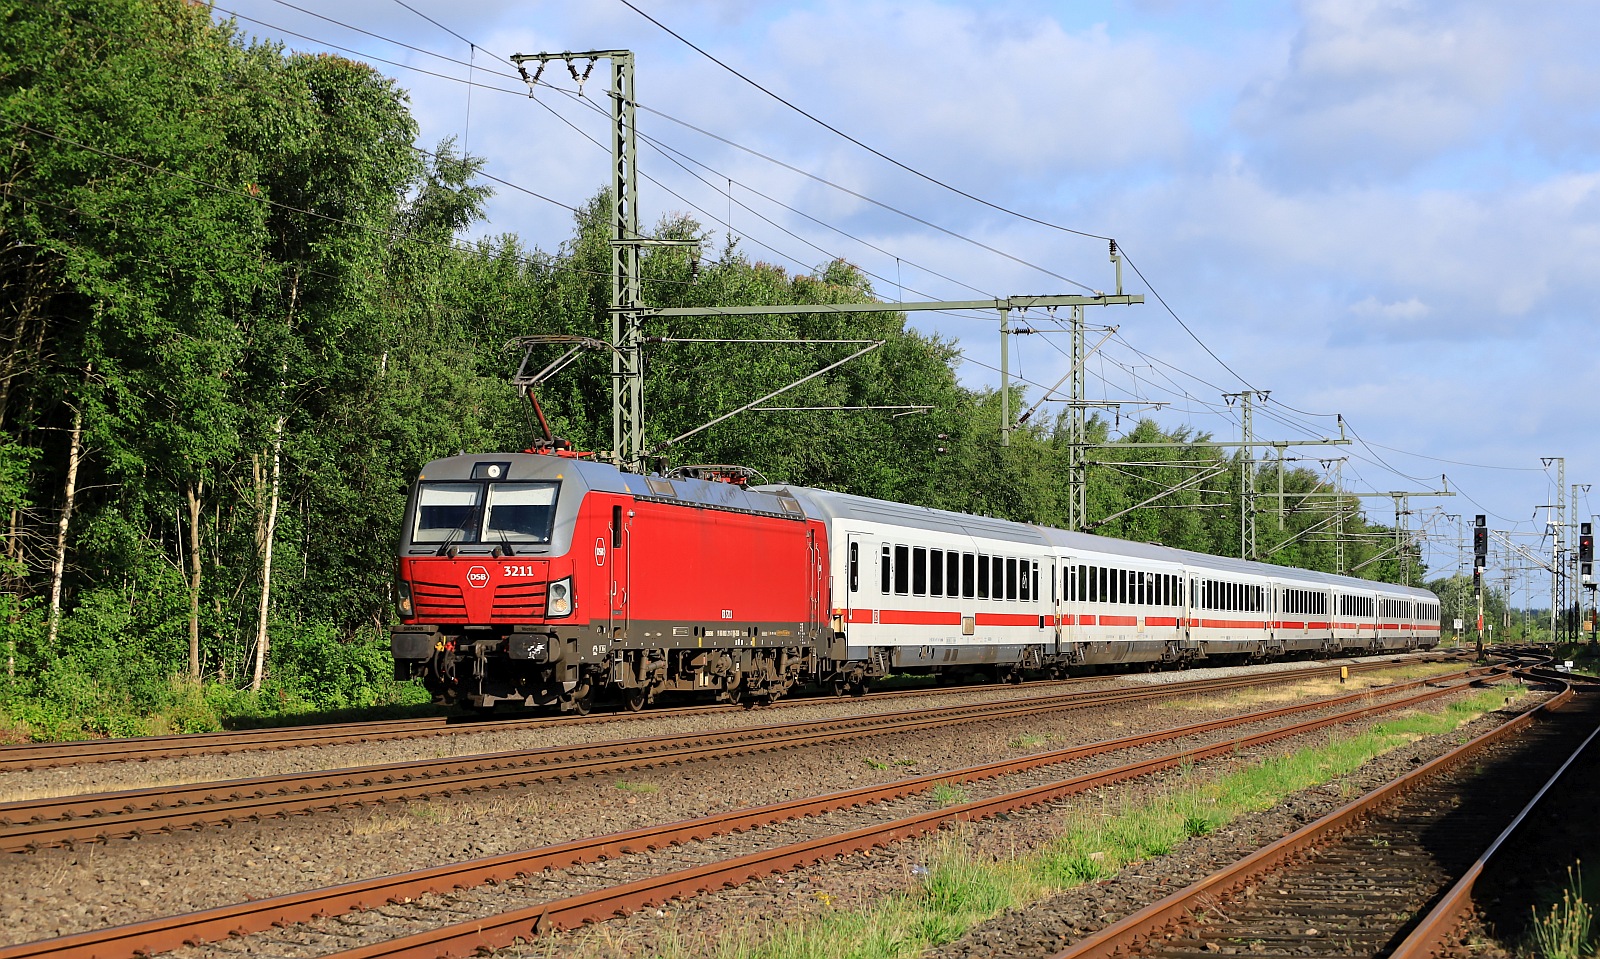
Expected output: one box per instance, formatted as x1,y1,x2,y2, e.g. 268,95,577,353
390,452,1441,712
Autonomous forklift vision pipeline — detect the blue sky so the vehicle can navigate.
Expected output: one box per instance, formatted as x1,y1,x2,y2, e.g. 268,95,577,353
210,0,1600,602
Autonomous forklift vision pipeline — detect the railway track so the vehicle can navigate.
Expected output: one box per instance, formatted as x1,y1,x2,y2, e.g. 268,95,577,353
1046,672,1597,959
0,665,1512,959
0,654,1464,773
0,661,1491,854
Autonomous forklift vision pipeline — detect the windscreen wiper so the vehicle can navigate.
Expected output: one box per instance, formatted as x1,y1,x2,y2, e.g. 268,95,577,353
436,514,475,557
494,524,516,557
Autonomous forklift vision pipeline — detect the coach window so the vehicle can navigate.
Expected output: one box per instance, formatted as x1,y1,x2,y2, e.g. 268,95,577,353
948,551,961,598
894,545,910,595
881,545,892,594
930,549,944,597
1019,560,1030,602
963,553,976,598
912,547,927,596
849,543,859,593
1032,562,1040,603
1006,558,1018,600
994,556,1006,600
977,554,990,599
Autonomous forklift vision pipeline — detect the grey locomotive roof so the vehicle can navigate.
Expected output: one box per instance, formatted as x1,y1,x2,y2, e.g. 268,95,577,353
421,454,813,520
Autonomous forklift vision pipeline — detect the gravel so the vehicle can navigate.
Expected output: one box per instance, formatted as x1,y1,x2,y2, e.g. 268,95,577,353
526,694,1541,959
0,654,1471,952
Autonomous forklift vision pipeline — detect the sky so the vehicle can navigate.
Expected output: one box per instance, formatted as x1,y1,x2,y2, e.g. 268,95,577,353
208,0,1600,601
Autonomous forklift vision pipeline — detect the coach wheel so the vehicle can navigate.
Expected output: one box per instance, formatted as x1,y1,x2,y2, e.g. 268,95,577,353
832,678,848,698
624,687,648,712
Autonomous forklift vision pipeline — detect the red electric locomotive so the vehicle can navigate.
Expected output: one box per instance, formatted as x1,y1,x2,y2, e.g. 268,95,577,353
390,453,827,712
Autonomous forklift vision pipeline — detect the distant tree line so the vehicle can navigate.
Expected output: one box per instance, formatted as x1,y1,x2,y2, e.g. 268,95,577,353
0,0,1423,737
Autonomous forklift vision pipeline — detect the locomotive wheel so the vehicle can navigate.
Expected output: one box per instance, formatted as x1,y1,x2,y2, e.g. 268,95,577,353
624,687,648,712
566,683,593,716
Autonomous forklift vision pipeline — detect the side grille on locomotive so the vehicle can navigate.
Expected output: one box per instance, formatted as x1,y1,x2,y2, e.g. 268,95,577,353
491,581,548,620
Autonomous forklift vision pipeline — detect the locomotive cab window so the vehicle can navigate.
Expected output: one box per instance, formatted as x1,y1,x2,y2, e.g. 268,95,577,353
483,482,559,543
413,483,483,544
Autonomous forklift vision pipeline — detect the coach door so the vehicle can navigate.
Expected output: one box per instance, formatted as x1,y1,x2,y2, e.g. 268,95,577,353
845,533,871,634
608,502,631,639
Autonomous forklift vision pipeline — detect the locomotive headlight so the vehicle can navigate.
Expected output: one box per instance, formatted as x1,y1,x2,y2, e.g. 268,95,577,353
548,577,573,617
397,581,414,618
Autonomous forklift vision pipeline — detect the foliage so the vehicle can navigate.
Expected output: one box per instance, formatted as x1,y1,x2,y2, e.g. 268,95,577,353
0,0,1431,740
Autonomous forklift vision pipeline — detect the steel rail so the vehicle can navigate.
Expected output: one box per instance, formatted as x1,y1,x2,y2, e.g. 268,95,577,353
1042,670,1579,959
0,662,1483,853
0,655,1461,773
297,672,1507,959
0,668,1506,959
0,655,1459,772
0,678,1091,772
1388,691,1600,959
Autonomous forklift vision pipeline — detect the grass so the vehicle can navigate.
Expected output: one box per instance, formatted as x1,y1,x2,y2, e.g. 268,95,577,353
644,684,1524,959
1159,663,1463,712
1528,863,1600,959
1008,733,1051,750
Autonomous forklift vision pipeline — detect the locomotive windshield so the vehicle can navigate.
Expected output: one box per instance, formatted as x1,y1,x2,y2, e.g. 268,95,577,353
483,482,559,543
413,483,482,543
411,481,559,546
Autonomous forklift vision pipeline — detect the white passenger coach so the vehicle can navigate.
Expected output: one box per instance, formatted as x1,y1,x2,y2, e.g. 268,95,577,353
793,487,1440,676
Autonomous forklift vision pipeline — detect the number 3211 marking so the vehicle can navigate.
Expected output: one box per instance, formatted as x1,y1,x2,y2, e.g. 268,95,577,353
501,565,540,577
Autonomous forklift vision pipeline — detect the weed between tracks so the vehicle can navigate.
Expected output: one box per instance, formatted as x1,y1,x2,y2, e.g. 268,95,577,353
625,684,1523,959
1158,663,1461,712
1528,864,1600,959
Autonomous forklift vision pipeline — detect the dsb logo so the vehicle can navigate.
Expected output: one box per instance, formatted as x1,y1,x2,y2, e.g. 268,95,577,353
466,566,490,589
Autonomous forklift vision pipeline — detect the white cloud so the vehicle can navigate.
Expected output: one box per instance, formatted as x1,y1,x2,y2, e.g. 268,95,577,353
1234,0,1522,181
1349,296,1429,319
